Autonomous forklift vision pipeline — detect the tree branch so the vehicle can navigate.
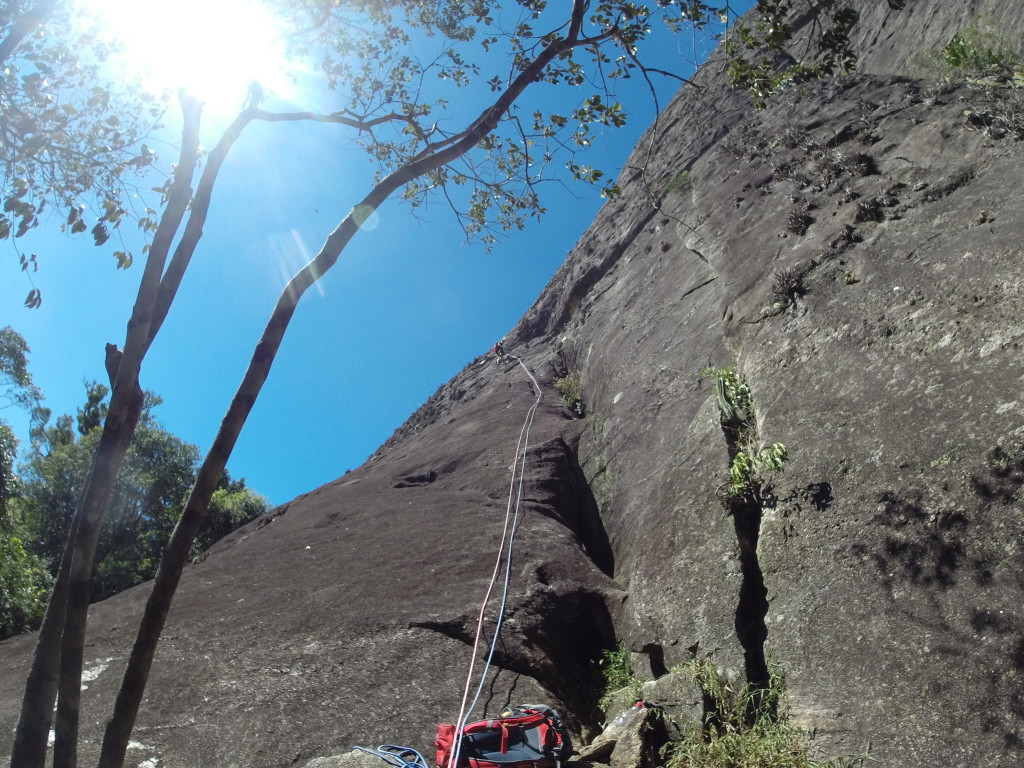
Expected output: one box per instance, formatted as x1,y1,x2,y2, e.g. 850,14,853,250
251,107,423,132
0,0,61,66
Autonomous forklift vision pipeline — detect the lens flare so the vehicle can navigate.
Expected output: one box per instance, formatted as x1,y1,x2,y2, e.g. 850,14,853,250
76,0,294,109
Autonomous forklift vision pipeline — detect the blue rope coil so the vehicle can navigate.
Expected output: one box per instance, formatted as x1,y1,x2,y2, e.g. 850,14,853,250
352,745,430,768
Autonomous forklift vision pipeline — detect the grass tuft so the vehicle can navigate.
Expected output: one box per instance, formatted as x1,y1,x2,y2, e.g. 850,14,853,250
665,660,871,768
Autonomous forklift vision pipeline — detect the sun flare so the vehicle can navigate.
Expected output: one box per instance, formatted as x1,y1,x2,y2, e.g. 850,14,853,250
77,0,294,109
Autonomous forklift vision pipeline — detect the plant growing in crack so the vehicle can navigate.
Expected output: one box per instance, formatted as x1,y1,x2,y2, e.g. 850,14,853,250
553,371,585,417
665,658,871,768
597,640,642,713
702,366,787,503
704,365,753,424
730,443,788,499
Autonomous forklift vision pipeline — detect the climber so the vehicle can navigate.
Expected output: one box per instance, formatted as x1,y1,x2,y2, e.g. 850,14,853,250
493,339,506,363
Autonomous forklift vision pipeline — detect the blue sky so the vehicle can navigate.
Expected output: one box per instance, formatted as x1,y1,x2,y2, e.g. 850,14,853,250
1,2,753,506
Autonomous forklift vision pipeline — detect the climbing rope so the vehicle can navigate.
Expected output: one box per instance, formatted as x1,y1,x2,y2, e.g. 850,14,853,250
447,355,543,768
356,354,543,768
352,745,430,768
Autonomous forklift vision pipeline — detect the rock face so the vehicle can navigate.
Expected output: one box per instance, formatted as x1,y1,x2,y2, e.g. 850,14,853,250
3,2,1024,766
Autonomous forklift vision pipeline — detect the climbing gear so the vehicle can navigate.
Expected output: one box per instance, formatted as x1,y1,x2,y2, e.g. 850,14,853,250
356,358,553,768
436,705,571,768
443,356,547,768
353,745,430,768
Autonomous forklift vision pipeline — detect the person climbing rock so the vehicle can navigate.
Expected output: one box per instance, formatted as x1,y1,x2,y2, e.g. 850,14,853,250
493,339,506,363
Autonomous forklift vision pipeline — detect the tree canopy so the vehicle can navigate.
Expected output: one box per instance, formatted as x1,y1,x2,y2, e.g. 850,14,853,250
16,380,270,602
1,1,164,306
0,326,51,639
2,326,268,640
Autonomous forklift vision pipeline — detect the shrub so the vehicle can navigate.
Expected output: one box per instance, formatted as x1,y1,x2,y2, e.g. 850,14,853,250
666,171,693,195
770,266,805,305
787,207,813,235
729,443,788,499
553,372,585,416
702,367,788,501
0,528,53,639
912,20,1023,80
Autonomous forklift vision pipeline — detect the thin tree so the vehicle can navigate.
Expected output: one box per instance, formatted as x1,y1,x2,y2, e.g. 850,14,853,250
11,93,204,768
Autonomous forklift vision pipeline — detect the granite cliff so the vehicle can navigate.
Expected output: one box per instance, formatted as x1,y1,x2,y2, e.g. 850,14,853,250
3,1,1024,766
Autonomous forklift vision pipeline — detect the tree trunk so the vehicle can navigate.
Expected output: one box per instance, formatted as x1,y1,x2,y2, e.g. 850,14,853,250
49,95,204,768
10,94,203,768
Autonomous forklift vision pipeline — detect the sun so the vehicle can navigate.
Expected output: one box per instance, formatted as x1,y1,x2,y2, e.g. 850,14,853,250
77,0,295,110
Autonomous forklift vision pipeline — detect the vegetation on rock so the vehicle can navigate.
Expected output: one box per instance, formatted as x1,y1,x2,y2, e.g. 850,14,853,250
554,371,585,416
666,171,694,195
703,366,787,501
598,640,643,713
724,0,861,108
666,659,869,768
911,19,1023,82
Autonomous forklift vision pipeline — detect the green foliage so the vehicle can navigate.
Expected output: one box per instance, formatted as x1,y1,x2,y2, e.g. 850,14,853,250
17,383,267,602
724,0,861,108
730,442,788,498
0,325,41,412
553,371,585,416
0,422,16,518
289,1,740,246
0,325,38,527
667,659,869,768
1,4,162,303
703,366,787,501
0,520,53,640
195,477,270,555
702,366,753,424
912,20,1023,81
2,412,51,638
667,171,694,195
598,641,643,712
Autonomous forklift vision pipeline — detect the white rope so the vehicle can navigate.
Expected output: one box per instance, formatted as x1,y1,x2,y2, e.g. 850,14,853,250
447,355,542,768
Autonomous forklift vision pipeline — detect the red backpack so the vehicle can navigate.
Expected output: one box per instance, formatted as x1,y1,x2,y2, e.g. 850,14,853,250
435,705,572,768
